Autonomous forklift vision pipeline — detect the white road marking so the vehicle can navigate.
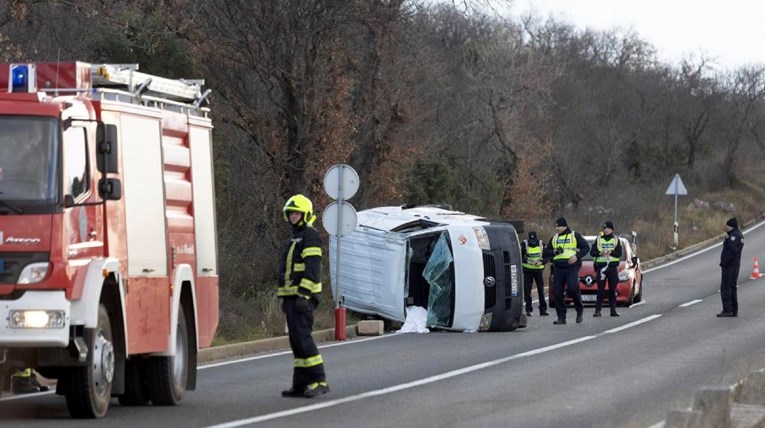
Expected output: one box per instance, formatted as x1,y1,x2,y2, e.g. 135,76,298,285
603,314,661,334
679,299,703,308
205,315,662,427
200,335,390,370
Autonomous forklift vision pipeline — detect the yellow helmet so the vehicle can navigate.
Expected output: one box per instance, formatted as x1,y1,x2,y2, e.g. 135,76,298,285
283,194,316,226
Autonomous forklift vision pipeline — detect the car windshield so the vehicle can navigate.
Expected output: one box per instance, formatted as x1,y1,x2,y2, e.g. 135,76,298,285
0,116,59,208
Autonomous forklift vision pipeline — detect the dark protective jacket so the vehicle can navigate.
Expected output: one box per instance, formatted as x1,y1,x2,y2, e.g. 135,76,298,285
544,228,590,269
720,228,744,269
278,223,323,298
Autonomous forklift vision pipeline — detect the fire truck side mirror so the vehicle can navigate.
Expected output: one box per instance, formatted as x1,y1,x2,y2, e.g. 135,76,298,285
96,123,119,174
98,178,122,200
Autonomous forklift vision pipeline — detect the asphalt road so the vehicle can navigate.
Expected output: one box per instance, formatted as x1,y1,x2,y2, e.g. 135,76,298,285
2,221,765,428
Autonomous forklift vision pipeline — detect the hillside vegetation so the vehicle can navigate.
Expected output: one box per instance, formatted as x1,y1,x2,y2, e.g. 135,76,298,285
3,1,764,341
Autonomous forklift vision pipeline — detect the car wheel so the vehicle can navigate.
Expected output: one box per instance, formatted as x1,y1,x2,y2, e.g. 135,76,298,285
627,283,635,306
634,276,643,303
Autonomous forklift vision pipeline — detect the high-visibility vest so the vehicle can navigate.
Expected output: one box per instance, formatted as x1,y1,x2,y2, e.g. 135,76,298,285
522,240,545,270
595,235,619,263
552,231,578,262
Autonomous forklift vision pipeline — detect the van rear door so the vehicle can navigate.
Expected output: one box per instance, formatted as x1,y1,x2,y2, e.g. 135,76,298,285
329,227,407,321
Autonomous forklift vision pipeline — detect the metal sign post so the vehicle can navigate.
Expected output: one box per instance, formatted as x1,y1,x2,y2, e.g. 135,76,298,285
665,173,688,250
322,164,359,341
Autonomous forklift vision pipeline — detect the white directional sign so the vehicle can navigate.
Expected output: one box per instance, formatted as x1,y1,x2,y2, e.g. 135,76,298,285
665,173,688,195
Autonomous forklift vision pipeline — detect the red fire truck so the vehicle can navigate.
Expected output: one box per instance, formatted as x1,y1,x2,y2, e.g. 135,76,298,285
0,62,219,418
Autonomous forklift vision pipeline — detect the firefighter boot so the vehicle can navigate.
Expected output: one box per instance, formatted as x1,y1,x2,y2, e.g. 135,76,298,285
11,372,40,394
281,386,306,398
304,381,329,398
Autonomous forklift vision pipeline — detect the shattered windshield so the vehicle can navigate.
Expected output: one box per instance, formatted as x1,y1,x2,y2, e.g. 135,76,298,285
422,233,455,327
0,116,59,207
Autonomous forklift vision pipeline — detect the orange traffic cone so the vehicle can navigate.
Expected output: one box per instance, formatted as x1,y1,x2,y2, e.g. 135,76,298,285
751,257,762,279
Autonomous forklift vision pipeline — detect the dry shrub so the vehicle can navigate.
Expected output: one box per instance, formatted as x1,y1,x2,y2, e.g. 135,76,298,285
502,137,554,220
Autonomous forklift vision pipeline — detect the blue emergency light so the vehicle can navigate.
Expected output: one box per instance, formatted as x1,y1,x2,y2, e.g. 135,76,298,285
8,63,36,93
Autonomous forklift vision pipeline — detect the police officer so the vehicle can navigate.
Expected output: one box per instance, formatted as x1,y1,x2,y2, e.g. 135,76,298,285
521,231,549,316
591,221,622,317
544,217,590,324
718,217,744,317
279,194,330,398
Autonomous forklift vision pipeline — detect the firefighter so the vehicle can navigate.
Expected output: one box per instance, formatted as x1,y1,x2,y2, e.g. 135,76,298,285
278,194,330,398
544,217,590,325
521,231,549,316
718,217,744,317
591,221,623,317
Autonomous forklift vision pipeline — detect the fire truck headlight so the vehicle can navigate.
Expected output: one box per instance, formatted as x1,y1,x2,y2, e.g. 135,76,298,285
17,262,50,284
10,310,66,329
473,226,491,250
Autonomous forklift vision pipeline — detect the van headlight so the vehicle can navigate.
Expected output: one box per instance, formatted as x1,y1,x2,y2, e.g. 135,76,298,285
479,313,492,331
17,262,50,284
473,227,490,250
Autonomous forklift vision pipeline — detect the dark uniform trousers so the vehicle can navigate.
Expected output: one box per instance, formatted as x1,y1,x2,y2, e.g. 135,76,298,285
523,269,548,313
282,296,325,387
595,264,619,312
720,266,740,315
552,266,583,319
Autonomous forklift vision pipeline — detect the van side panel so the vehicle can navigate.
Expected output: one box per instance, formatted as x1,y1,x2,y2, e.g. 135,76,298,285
329,228,407,321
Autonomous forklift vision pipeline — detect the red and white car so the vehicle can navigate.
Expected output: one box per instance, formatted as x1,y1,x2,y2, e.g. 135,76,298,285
548,234,643,307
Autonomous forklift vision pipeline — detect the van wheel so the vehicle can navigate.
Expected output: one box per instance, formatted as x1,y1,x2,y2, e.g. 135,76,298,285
147,305,189,405
118,359,150,406
65,304,114,418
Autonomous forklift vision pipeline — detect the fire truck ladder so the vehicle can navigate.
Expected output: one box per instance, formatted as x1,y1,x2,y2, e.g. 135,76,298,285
91,63,211,109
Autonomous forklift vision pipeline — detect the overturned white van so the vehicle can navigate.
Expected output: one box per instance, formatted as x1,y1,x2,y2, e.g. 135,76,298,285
328,205,526,332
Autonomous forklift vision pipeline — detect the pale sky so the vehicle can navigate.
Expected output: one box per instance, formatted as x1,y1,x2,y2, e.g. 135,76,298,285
509,0,765,70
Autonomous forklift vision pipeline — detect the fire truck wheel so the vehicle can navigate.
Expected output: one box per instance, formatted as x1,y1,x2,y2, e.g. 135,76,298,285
147,305,189,405
118,359,150,406
65,304,114,418
0,370,7,397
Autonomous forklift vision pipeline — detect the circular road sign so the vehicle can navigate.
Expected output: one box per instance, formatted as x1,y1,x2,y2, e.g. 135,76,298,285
323,164,359,201
322,201,358,237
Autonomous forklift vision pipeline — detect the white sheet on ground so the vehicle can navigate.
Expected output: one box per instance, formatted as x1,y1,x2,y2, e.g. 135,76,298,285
396,306,430,333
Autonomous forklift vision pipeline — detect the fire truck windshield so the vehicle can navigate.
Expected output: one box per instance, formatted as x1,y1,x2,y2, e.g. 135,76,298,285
0,116,59,210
